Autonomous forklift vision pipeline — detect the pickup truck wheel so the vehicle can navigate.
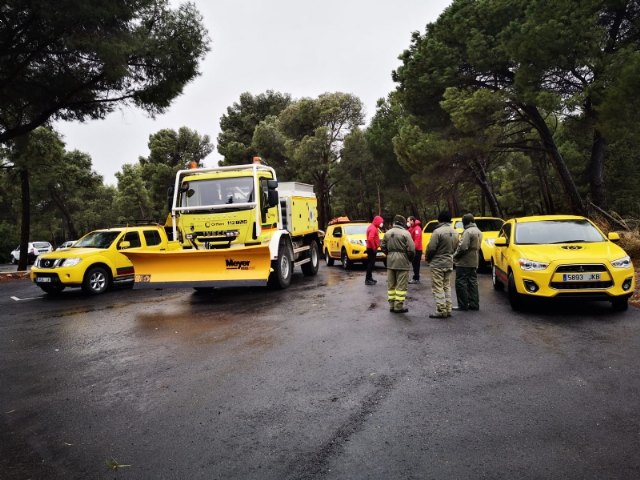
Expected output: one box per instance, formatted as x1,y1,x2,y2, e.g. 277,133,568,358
269,240,293,289
301,240,319,276
324,249,334,266
341,249,353,270
82,266,110,295
39,284,65,295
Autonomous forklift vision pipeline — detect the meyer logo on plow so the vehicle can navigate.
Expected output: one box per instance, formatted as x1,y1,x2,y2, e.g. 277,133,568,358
225,259,252,270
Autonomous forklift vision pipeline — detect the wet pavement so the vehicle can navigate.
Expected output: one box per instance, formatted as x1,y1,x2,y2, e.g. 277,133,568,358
1,264,640,479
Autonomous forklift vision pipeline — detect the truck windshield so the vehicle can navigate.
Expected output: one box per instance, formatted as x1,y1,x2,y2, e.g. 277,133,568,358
180,177,255,208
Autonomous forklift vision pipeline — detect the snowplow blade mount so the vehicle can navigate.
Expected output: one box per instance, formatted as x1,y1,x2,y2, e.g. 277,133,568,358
123,246,272,288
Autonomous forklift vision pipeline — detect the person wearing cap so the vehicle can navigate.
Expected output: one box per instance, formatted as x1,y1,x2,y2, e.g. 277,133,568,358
425,210,459,318
381,214,415,313
453,213,483,311
365,215,385,285
407,216,423,284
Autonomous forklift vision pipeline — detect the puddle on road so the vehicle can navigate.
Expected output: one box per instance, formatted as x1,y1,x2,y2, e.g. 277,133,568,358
134,304,278,350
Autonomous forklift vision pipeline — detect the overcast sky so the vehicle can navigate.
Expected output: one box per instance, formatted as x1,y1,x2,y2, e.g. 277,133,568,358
55,0,452,186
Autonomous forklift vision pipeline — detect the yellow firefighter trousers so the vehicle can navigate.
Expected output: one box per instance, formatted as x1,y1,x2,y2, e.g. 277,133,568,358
387,269,409,311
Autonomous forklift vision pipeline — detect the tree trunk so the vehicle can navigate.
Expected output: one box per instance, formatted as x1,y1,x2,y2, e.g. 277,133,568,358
18,169,31,271
588,129,607,210
533,156,555,214
521,104,585,215
468,157,503,217
49,188,79,239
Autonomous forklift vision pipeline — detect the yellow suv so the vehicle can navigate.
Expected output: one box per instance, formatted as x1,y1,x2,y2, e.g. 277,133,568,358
452,216,504,271
491,215,635,311
422,217,504,270
30,225,166,295
323,220,385,269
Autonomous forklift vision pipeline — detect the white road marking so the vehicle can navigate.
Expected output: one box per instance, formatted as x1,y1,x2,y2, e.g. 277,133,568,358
10,296,40,301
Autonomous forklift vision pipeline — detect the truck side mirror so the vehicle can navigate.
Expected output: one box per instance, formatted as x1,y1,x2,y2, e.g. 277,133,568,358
267,179,279,208
268,190,279,208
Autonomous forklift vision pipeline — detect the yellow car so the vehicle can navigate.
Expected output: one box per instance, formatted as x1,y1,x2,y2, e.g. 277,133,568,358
422,216,504,270
491,215,635,311
323,221,385,269
421,220,439,252
30,225,165,295
452,216,504,271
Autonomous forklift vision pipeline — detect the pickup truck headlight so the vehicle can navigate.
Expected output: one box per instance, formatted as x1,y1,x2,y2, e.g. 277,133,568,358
61,258,82,267
611,256,631,268
349,239,365,246
518,258,549,271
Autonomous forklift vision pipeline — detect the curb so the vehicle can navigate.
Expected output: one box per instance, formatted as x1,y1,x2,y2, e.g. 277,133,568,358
0,271,30,282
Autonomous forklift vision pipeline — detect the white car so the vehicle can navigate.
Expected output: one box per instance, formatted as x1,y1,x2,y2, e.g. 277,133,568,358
10,241,53,264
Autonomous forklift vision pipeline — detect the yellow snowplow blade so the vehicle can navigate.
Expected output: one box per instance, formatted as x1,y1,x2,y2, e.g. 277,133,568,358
123,246,272,288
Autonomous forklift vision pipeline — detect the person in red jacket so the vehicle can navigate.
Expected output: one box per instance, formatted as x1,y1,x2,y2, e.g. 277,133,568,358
365,215,384,285
407,216,423,284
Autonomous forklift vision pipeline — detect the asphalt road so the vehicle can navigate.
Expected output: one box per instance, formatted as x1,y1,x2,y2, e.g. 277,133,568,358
1,264,639,479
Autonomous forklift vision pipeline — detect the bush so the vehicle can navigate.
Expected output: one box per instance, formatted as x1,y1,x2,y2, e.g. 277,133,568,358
0,222,19,263
618,230,640,262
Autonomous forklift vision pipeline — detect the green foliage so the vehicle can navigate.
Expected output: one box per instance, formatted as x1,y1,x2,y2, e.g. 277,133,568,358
280,92,365,227
0,221,19,263
114,164,154,223
138,127,213,220
218,91,292,165
0,0,210,143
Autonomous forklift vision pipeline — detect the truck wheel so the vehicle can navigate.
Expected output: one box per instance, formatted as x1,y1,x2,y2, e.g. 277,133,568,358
269,240,293,289
82,266,110,295
39,284,65,295
324,249,334,266
341,249,353,270
301,240,320,276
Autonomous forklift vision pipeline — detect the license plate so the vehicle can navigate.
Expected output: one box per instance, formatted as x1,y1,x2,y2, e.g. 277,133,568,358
562,273,601,282
376,252,384,257
36,277,52,283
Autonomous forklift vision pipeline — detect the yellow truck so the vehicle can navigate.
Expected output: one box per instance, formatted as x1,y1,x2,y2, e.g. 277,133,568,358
123,160,321,289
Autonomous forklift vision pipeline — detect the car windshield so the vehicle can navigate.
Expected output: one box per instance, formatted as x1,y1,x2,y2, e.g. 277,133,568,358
179,177,254,207
454,219,504,231
344,225,368,235
515,220,605,245
475,219,504,232
74,231,121,249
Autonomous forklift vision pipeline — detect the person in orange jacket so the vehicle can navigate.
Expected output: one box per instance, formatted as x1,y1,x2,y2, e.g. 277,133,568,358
365,215,384,285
